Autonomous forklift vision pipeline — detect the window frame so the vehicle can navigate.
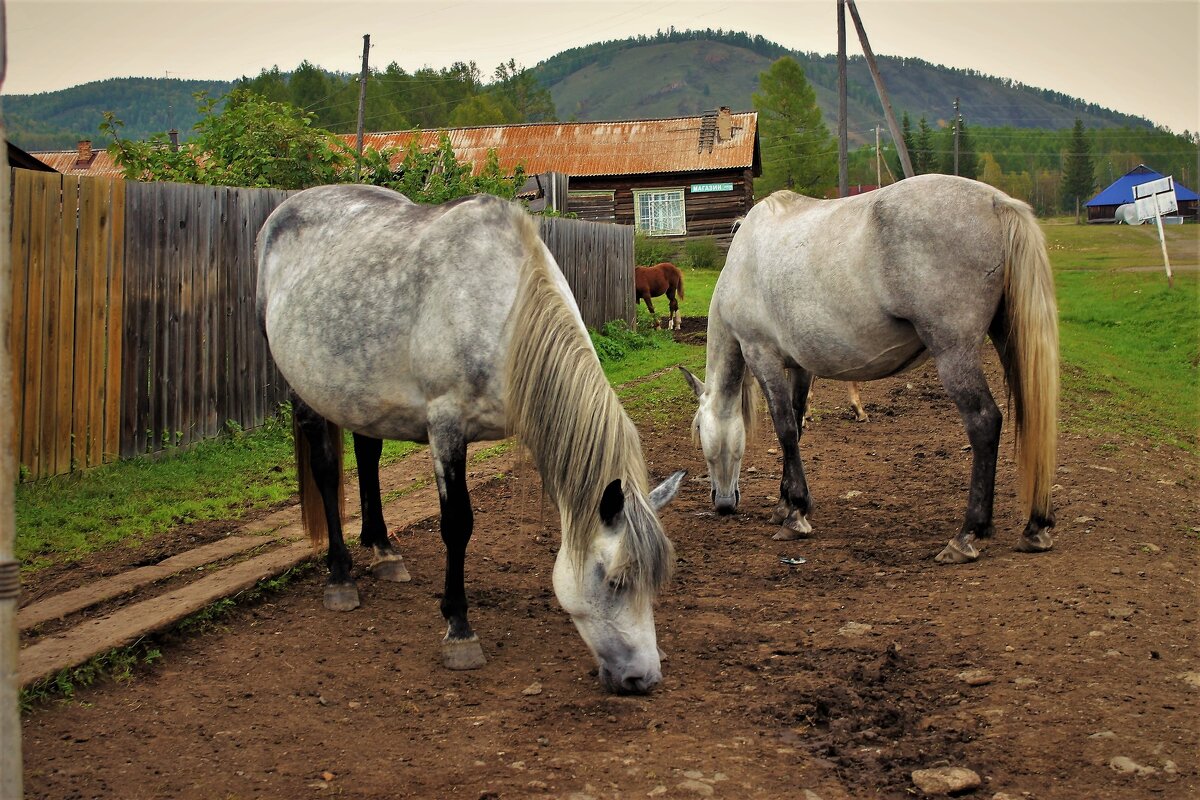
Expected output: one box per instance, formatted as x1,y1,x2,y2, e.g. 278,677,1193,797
632,187,687,237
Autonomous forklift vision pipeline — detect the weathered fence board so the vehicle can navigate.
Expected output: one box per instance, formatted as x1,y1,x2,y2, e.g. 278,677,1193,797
10,171,633,479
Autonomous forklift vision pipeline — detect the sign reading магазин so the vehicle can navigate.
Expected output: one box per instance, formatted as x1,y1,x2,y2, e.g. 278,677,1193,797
690,182,734,193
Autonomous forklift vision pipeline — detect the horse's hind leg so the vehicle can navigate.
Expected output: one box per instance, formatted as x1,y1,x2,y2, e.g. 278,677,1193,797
352,433,410,583
750,355,813,540
931,347,1002,564
666,288,680,330
847,381,869,422
295,400,359,611
429,416,486,670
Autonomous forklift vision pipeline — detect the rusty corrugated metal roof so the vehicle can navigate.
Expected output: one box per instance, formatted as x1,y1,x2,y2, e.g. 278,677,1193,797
349,111,758,177
29,148,124,178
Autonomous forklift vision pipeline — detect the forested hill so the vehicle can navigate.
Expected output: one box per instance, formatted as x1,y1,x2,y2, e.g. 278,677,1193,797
4,78,234,150
537,30,1154,141
2,28,1162,151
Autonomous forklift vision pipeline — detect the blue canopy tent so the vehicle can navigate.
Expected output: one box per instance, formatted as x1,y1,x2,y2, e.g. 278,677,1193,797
1086,164,1198,223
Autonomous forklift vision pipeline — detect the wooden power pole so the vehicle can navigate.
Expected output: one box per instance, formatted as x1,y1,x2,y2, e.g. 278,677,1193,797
845,0,914,179
953,96,961,176
355,34,370,181
837,0,848,197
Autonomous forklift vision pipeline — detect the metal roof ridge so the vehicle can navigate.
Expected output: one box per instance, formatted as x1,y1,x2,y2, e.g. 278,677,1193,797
362,110,756,136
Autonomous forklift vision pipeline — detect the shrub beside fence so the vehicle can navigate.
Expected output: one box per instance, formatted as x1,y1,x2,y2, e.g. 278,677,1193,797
8,170,633,480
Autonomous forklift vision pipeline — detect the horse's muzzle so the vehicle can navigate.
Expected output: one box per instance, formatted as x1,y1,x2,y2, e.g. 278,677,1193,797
599,664,661,695
712,488,740,514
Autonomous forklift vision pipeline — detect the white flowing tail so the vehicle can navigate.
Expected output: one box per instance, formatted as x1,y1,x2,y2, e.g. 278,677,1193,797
995,197,1059,520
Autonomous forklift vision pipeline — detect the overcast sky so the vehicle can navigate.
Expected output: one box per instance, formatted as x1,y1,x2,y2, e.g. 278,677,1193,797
3,0,1198,134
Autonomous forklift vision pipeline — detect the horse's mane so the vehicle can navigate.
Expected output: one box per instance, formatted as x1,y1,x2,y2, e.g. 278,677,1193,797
504,215,673,601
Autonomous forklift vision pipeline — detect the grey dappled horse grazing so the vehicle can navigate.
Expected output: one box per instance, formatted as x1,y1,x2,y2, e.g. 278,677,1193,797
257,186,683,693
682,175,1058,563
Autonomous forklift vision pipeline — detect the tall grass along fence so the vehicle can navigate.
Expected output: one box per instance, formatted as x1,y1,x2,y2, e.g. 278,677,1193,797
9,169,633,480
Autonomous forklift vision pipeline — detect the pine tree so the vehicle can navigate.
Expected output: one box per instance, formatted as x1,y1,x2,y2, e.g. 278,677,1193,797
752,57,835,196
1061,118,1096,212
915,117,935,174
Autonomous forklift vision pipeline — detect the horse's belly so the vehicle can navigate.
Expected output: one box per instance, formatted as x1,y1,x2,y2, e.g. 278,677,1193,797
786,319,927,381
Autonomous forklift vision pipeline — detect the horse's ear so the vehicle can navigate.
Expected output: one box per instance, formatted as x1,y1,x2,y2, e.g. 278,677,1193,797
679,366,705,398
599,479,624,525
649,470,686,512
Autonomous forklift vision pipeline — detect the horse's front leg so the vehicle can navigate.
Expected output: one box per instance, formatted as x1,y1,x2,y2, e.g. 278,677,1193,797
353,433,410,582
932,348,1001,564
847,381,869,422
429,419,486,669
642,294,659,328
750,356,813,540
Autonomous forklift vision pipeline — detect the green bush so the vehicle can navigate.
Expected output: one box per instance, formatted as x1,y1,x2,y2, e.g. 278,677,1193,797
589,318,665,365
682,238,721,270
634,233,678,266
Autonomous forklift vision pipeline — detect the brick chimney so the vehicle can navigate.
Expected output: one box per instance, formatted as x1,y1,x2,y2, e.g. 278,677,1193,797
75,140,95,168
716,107,733,143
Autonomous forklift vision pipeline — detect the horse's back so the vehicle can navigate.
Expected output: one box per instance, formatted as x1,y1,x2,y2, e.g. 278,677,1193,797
257,187,531,441
718,176,1015,379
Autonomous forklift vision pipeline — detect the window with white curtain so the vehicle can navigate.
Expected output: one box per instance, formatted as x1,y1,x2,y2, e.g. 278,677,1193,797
633,188,686,236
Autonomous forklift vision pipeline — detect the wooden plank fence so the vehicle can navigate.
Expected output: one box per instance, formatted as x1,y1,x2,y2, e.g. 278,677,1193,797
539,216,634,330
9,170,633,480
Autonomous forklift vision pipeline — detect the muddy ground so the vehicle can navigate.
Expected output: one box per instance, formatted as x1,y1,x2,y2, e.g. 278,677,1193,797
20,346,1199,800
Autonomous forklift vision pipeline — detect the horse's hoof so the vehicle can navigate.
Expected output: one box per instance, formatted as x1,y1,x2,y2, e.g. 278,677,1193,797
324,583,361,611
370,556,411,583
442,636,486,670
854,411,869,423
769,502,790,525
772,510,812,540
935,538,979,564
1015,529,1054,553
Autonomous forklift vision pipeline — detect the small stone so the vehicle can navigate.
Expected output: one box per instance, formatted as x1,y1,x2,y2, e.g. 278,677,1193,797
803,791,824,800
1109,567,1122,575
1089,730,1116,739
1178,671,1200,688
767,448,778,455
838,621,873,637
841,490,863,500
347,701,361,709
509,760,527,771
1109,756,1157,776
1136,542,1161,553
648,787,668,797
522,681,543,696
1074,516,1096,524
745,466,758,473
526,780,548,791
956,669,993,686
1107,606,1134,620
321,772,335,782
683,770,705,780
992,794,1019,800
678,780,715,797
1013,677,1038,688
537,736,550,747
911,767,981,795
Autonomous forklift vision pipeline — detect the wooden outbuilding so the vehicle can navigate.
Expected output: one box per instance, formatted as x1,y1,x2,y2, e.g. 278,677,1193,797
355,107,760,247
1086,164,1198,223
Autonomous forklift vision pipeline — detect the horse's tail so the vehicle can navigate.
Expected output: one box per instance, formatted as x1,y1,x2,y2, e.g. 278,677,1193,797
994,195,1058,522
293,410,345,552
674,265,685,302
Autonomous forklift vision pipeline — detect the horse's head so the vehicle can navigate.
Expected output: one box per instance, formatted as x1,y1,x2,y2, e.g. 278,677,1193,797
552,471,684,694
680,366,747,514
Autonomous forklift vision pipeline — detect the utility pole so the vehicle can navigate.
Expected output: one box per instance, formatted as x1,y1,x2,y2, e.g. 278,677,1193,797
845,0,914,179
837,0,848,197
355,34,370,181
953,97,961,176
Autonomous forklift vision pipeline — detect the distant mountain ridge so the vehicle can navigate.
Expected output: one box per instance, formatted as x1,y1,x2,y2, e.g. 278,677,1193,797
2,29,1155,151
535,30,1153,141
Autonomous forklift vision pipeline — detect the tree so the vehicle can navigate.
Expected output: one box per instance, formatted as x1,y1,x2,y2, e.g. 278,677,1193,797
102,89,352,189
914,117,935,174
1061,117,1096,213
491,59,557,122
752,57,834,196
360,134,526,204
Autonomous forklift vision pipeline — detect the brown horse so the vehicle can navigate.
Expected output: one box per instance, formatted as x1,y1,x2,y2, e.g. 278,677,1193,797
635,262,686,330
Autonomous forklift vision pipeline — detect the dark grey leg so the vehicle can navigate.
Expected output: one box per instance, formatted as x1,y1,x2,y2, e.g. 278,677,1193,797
749,356,813,540
352,433,410,582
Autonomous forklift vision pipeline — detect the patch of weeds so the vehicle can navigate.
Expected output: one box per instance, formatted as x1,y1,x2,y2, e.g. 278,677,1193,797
470,441,514,463
589,319,671,365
